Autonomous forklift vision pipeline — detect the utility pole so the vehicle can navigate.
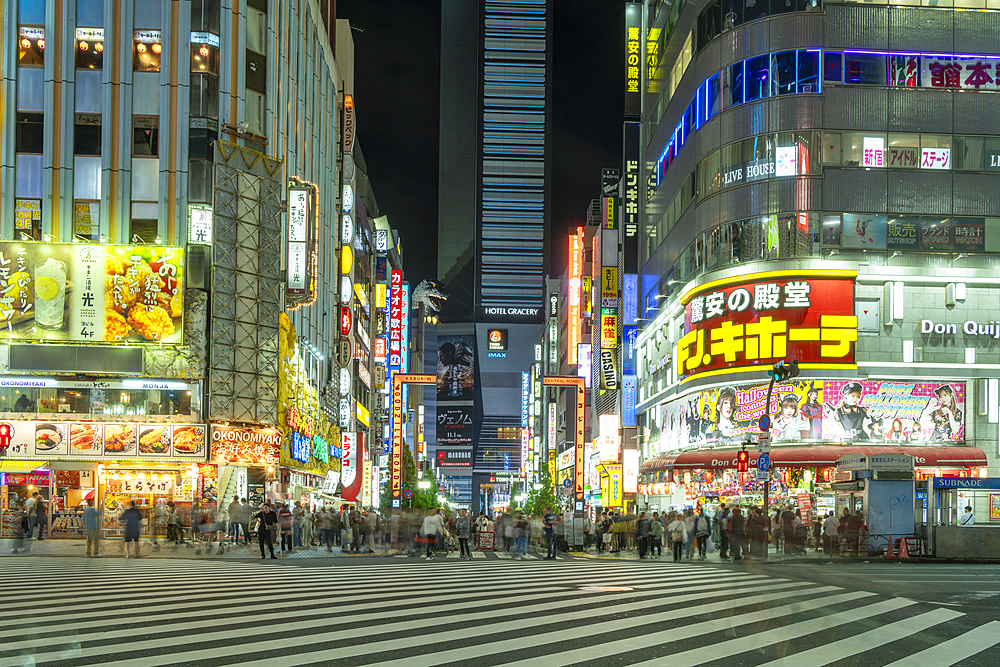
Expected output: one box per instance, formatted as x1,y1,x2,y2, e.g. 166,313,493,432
758,360,799,554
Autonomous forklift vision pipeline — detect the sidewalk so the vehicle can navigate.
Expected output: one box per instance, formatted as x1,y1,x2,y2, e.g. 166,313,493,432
0,537,398,559
572,547,940,564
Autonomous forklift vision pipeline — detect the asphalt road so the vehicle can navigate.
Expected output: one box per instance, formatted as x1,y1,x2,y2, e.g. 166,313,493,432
1,555,998,667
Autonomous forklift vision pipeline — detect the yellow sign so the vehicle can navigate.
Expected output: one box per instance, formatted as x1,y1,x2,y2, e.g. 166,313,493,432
581,276,593,317
356,402,370,428
601,267,618,302
991,494,1000,520
375,283,387,309
646,27,662,94
597,463,623,508
601,309,617,348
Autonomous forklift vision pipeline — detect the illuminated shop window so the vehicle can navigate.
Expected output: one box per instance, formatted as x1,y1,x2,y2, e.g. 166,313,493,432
190,32,220,75
134,30,162,72
18,27,44,67
75,28,104,70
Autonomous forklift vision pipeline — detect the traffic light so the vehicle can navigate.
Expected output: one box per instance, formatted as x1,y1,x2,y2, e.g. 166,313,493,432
769,360,800,382
736,449,750,473
0,423,10,452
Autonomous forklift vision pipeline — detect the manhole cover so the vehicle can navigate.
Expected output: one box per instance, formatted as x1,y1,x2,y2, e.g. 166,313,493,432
579,586,634,592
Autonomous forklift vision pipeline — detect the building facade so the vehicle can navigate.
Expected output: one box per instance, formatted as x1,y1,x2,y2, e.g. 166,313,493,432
437,0,552,513
0,0,389,539
634,0,1000,524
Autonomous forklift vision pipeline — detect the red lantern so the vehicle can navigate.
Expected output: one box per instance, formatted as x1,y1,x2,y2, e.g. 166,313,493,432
340,307,352,336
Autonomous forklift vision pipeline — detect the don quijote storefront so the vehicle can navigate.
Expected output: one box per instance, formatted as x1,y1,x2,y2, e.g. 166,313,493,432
636,265,994,525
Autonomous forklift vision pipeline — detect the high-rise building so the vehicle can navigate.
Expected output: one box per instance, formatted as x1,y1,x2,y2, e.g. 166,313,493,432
437,0,552,512
634,0,997,529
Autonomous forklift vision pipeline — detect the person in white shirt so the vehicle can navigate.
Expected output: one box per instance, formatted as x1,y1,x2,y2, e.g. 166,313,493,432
421,508,445,560
959,506,976,526
822,511,840,554
24,492,39,540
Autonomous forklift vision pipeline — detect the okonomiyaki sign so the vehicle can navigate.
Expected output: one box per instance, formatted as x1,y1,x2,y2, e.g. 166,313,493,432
676,270,858,379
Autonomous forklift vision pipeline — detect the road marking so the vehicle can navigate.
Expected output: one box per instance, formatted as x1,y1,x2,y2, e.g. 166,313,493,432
881,620,1000,667
625,598,915,667
752,607,964,667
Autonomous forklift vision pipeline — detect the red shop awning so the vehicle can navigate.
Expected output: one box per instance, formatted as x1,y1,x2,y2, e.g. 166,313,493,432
641,445,987,472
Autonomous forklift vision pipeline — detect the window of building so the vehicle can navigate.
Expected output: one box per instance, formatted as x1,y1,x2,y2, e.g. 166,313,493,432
19,0,45,24
190,73,220,117
134,31,162,72
75,28,104,70
188,122,218,160
74,115,102,155
773,50,797,95
18,27,44,67
130,218,158,244
191,36,220,75
845,53,888,86
245,50,266,95
822,214,842,246
247,8,266,54
15,112,43,153
191,0,221,34
745,55,771,102
247,0,267,11
798,50,820,92
726,62,745,108
73,200,100,241
824,52,842,82
133,117,159,156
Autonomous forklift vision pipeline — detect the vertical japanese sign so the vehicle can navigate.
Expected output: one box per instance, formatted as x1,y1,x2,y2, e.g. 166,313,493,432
343,94,355,154
401,282,410,373
389,270,403,373
568,230,583,365
389,374,436,507
521,371,530,428
623,122,640,273
287,187,309,295
624,2,642,117
623,374,637,427
543,376,586,510
341,432,360,502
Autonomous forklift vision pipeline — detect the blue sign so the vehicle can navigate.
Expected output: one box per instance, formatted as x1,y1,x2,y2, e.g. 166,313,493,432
404,489,413,499
758,414,771,431
623,374,637,427
563,478,572,489
291,432,310,463
932,477,1000,490
757,453,771,471
392,499,400,508
622,325,637,374
329,444,343,459
623,273,638,325
916,491,927,501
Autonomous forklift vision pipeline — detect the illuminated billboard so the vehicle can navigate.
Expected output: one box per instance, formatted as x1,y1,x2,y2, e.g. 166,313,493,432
0,243,183,344
568,230,583,364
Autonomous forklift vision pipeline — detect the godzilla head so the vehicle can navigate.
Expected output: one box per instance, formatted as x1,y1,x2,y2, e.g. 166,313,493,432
412,279,449,314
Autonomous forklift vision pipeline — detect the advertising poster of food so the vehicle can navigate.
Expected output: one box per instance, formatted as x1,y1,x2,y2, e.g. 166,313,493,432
656,379,965,450
436,334,475,401
0,421,207,459
0,242,184,343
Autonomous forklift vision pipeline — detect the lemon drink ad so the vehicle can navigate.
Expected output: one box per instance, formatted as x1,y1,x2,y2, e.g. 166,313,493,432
0,243,184,343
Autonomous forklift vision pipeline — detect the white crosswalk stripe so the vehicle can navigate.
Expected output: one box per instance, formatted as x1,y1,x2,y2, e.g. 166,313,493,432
0,558,996,667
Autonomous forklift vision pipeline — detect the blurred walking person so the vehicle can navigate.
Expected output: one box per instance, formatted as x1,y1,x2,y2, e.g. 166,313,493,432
636,511,650,559
514,512,529,560
693,508,711,560
717,506,731,560
422,508,445,560
543,506,558,560
649,512,664,558
277,503,293,553
730,508,747,561
823,511,839,555
667,512,686,562
292,501,305,548
83,498,102,557
456,508,472,560
255,502,278,559
228,496,242,545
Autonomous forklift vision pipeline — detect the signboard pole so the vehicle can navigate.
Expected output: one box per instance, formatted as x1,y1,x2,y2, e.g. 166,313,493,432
390,374,436,510
543,376,585,519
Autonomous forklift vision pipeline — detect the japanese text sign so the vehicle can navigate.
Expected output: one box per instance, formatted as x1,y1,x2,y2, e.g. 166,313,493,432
677,270,858,380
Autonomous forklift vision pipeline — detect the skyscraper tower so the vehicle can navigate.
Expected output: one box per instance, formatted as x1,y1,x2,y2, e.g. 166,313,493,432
437,0,552,512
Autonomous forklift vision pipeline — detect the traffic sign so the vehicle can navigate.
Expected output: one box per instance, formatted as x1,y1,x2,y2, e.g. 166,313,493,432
563,478,572,489
403,489,413,499
753,469,769,481
758,414,771,432
757,432,771,453
757,453,771,471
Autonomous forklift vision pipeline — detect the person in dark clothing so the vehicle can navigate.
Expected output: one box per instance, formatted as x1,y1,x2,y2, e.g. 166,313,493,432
717,506,731,559
730,508,747,561
748,507,767,558
635,512,650,559
543,507,558,559
255,502,278,559
780,505,796,555
845,510,864,556
12,510,30,554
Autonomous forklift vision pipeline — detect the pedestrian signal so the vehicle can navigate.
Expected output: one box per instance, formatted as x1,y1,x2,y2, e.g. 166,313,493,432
736,449,749,473
0,423,11,451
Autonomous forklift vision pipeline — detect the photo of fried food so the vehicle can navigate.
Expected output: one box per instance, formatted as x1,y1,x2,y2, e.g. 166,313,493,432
106,254,124,275
104,309,131,341
138,427,168,454
127,303,175,340
70,423,99,451
172,426,205,454
104,424,136,453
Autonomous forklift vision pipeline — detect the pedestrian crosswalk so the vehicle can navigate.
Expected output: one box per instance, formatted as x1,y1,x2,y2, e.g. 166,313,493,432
0,558,997,667
394,548,565,560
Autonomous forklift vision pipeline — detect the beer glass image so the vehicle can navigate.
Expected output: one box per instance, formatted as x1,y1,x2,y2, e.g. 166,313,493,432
34,257,67,330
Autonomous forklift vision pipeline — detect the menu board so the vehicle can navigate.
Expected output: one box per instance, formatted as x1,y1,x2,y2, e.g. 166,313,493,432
1,421,207,459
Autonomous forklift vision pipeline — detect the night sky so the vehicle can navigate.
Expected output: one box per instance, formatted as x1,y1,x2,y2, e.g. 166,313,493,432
337,0,622,287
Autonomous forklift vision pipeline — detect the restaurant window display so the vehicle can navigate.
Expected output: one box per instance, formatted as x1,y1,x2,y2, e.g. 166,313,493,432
1,470,50,537
0,378,198,418
99,468,178,540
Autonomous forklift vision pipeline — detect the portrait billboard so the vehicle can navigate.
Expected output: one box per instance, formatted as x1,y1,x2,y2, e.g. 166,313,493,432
437,405,473,446
0,243,184,343
437,334,475,401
